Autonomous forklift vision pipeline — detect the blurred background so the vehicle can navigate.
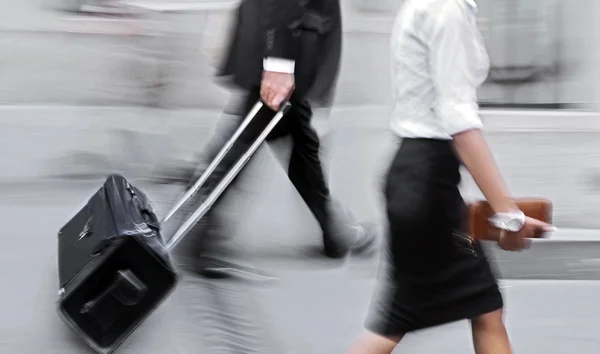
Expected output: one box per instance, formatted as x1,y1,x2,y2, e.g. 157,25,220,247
1,0,600,353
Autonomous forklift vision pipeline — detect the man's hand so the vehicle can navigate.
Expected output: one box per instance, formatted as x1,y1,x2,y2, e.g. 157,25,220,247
260,71,294,111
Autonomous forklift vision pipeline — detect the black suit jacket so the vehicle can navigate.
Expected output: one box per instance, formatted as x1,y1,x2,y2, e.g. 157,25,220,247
218,0,342,106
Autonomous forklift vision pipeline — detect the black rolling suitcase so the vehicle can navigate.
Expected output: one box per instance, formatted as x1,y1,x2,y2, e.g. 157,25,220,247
56,101,290,354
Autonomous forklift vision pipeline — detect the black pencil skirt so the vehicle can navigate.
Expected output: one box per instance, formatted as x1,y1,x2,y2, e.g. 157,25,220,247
366,138,503,336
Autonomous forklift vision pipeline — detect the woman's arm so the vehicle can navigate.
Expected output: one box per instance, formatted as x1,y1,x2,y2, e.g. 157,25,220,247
451,129,517,214
453,129,553,250
428,6,552,248
427,11,518,214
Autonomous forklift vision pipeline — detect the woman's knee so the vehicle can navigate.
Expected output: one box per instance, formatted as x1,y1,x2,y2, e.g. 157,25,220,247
348,331,402,354
471,308,505,332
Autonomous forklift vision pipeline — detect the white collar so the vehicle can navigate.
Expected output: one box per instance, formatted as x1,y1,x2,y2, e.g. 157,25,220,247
465,0,477,9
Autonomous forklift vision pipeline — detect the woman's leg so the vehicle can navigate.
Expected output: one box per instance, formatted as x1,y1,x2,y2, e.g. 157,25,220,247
350,307,510,354
348,331,402,354
470,308,512,354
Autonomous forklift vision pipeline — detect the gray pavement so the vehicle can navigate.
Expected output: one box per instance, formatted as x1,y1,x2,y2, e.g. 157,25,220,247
2,104,600,227
1,105,600,353
2,178,600,354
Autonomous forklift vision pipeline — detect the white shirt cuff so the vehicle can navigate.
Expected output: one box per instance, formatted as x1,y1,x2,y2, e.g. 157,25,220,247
263,57,295,74
440,103,484,136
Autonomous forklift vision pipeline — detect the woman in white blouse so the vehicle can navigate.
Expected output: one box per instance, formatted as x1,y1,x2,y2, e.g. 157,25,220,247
348,1,553,353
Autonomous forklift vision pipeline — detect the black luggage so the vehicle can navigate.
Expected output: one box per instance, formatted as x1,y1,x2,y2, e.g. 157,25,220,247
56,101,290,354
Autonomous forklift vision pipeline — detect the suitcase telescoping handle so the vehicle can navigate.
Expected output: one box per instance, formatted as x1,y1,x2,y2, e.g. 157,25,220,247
161,101,264,225
165,100,292,252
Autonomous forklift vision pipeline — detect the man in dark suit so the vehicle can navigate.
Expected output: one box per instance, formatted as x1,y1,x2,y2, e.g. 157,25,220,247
167,1,376,351
220,0,342,109
168,0,375,278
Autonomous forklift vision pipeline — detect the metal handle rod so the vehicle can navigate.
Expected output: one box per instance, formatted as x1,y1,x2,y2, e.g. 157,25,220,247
161,101,264,224
166,102,290,251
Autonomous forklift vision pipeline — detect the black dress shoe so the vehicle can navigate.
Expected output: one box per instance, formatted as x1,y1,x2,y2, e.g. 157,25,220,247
322,221,380,259
350,221,379,258
323,246,349,259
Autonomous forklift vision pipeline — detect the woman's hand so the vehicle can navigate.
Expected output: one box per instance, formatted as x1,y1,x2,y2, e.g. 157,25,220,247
497,217,554,251
452,129,557,252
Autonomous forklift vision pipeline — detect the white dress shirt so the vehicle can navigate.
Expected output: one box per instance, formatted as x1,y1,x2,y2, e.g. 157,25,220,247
389,0,489,140
264,57,295,74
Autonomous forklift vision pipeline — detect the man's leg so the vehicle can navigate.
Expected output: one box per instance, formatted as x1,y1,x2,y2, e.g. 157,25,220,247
172,91,281,352
187,91,265,193
285,99,376,258
283,99,339,257
176,89,278,278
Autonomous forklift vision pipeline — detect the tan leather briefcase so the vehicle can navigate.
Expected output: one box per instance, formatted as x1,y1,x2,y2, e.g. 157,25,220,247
468,198,553,240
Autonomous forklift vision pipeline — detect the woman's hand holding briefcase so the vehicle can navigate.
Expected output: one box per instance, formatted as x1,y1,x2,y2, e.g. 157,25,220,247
468,198,557,251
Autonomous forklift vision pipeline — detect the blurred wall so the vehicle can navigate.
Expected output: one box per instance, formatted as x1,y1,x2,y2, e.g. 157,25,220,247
2,0,600,228
0,5,396,107
476,0,596,108
1,0,598,108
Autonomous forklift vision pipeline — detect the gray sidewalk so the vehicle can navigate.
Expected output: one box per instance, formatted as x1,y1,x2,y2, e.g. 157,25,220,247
1,176,599,354
2,104,600,228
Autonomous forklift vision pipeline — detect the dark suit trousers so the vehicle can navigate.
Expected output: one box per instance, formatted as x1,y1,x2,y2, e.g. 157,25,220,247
193,88,337,255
